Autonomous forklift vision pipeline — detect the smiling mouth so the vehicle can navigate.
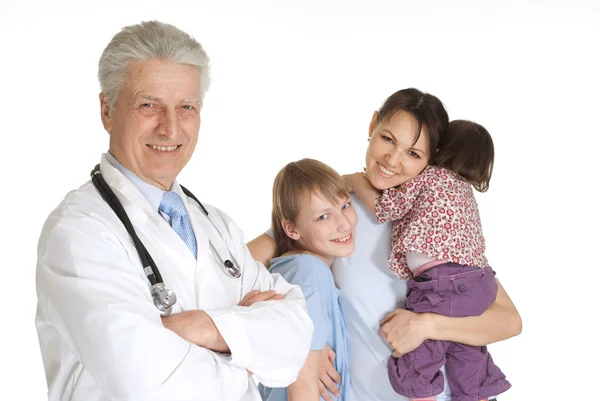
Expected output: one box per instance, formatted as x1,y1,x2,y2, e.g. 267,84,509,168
377,162,397,177
148,144,180,152
331,234,352,244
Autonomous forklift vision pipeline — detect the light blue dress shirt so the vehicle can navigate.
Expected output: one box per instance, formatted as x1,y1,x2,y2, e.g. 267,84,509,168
105,152,178,223
258,254,350,401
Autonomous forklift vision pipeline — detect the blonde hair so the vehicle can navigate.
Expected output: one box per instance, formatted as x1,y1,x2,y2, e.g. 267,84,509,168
271,159,349,256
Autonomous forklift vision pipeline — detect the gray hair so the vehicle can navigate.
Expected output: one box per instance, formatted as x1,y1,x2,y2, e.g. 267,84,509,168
98,20,211,108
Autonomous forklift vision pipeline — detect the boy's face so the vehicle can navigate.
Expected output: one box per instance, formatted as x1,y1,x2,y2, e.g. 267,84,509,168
288,190,357,265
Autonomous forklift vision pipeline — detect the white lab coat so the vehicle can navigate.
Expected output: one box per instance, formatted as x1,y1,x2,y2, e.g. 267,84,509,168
35,154,314,401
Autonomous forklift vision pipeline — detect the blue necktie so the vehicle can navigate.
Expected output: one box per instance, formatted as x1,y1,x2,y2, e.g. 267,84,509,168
159,192,198,259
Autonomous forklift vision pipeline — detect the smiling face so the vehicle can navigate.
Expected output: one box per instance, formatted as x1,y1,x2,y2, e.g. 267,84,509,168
100,59,202,190
283,190,358,266
365,110,431,190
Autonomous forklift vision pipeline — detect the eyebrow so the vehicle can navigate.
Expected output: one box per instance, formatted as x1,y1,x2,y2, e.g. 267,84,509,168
139,95,201,104
314,207,333,215
140,94,161,102
181,97,201,104
382,129,397,142
410,146,427,156
312,197,351,216
383,128,428,155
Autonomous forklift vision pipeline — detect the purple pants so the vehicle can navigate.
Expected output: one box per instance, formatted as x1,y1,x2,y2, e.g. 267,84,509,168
387,263,511,401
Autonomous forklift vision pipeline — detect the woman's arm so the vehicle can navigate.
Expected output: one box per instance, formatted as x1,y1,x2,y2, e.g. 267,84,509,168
247,233,277,267
429,280,522,346
380,280,522,356
288,350,321,401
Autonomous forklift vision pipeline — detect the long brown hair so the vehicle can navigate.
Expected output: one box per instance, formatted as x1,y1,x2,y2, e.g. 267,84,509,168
432,120,494,192
271,159,349,256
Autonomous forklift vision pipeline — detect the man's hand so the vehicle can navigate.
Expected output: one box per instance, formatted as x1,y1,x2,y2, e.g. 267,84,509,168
238,290,284,306
379,309,432,357
162,310,230,353
318,344,340,401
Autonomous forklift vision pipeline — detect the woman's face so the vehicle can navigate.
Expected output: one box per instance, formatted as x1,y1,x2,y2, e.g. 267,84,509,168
285,191,357,265
364,110,430,190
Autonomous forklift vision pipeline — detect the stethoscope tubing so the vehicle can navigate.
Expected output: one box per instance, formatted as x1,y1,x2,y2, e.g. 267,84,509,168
91,166,163,286
90,164,242,313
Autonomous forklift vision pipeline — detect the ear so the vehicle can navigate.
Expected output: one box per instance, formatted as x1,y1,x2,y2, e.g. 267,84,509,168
368,111,378,139
100,93,112,134
281,218,300,241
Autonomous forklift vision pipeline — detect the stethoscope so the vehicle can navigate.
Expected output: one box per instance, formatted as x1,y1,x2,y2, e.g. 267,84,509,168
90,164,241,316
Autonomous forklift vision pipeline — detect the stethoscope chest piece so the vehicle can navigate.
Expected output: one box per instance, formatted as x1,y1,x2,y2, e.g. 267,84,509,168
91,163,242,316
152,283,177,316
224,260,242,278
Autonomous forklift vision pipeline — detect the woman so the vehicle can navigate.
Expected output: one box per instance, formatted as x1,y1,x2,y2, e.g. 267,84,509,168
248,88,522,401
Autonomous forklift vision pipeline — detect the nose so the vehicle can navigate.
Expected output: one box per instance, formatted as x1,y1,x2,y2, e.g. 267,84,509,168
157,108,180,139
385,148,403,168
336,213,352,233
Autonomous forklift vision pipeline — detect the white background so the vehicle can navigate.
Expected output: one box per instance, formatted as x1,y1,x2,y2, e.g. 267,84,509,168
1,0,598,399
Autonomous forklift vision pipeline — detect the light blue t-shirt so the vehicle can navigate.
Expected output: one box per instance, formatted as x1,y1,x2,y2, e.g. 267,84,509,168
262,194,453,401
258,254,350,401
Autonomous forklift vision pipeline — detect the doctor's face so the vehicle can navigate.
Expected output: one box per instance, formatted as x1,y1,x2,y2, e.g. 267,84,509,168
290,191,357,266
100,59,202,191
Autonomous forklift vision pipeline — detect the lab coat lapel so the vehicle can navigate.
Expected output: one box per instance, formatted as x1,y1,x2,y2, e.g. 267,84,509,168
138,215,199,312
178,188,243,308
98,155,198,312
99,154,150,208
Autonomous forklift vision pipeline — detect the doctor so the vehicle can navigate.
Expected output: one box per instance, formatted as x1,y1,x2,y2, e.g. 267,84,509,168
35,20,313,401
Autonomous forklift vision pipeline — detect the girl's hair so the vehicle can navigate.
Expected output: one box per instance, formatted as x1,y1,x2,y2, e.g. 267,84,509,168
432,120,494,192
376,88,449,158
271,159,349,256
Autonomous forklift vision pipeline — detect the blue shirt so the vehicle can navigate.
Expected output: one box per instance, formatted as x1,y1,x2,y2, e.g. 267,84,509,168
105,152,178,223
258,254,350,401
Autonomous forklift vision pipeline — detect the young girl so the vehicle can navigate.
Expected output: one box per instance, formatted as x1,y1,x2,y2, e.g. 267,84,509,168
346,119,511,401
258,158,355,401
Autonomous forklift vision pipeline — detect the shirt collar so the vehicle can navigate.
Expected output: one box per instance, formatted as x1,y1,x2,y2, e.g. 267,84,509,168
105,151,179,213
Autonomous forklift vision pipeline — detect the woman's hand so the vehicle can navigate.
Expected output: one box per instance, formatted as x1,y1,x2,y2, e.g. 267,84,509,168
318,344,340,401
380,281,521,356
379,308,432,357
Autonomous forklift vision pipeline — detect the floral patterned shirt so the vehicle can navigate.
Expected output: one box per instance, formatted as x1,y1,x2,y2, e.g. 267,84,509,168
375,166,489,280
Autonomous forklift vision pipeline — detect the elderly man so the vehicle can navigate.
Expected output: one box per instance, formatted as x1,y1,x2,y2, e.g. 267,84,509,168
35,21,313,401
